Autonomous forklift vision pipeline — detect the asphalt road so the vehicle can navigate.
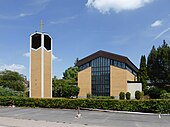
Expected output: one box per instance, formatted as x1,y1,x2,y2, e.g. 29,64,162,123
0,107,169,127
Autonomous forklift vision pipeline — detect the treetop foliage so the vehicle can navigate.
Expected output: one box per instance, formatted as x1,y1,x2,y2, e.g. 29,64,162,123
147,40,170,91
0,70,25,92
63,66,78,82
138,55,148,93
52,78,79,98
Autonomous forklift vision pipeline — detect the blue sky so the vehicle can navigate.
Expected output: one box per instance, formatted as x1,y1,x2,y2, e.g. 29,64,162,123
0,0,170,79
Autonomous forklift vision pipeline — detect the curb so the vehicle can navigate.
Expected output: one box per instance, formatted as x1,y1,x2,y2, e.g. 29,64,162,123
1,106,170,116
80,108,170,116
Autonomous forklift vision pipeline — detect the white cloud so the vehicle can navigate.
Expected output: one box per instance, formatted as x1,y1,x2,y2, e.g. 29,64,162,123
52,54,62,61
33,0,51,6
153,27,170,40
0,0,51,20
23,52,30,57
19,13,33,17
28,0,51,13
23,52,62,61
0,13,33,20
151,20,162,27
86,0,154,13
0,64,25,74
50,15,77,25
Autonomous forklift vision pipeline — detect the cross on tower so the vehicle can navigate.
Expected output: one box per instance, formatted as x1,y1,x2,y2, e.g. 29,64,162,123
40,20,44,32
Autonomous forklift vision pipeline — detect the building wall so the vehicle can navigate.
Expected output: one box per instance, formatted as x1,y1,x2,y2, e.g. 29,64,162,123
44,50,52,98
78,67,91,98
31,49,42,98
127,83,142,99
110,65,136,97
110,66,127,96
126,71,136,82
78,65,137,98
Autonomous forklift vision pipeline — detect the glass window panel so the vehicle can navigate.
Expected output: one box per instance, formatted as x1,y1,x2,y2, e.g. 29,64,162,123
92,57,110,96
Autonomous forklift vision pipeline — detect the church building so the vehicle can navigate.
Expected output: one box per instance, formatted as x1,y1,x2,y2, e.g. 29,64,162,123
77,50,142,98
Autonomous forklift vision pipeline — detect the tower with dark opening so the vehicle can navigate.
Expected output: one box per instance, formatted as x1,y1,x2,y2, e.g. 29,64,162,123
30,32,52,98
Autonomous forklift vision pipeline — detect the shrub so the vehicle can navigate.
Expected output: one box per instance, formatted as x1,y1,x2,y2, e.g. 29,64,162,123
119,92,125,100
0,97,170,113
126,92,131,100
135,91,141,100
110,96,115,99
160,90,167,95
160,93,170,99
0,86,23,97
86,94,114,99
92,96,114,99
86,93,91,98
148,87,161,99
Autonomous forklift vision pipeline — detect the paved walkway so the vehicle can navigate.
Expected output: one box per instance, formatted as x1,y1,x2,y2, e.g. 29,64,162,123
0,107,169,127
0,117,93,127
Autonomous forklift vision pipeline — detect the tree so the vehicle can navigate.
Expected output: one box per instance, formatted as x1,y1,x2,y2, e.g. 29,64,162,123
63,66,78,83
138,55,148,94
55,58,80,98
0,86,23,97
52,77,79,98
147,40,170,90
74,58,79,66
0,70,25,91
147,46,158,83
157,41,170,83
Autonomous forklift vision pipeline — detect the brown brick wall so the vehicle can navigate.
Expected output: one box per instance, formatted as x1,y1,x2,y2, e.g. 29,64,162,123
110,66,127,96
110,66,136,96
31,49,42,98
44,50,52,98
126,70,136,81
78,67,91,98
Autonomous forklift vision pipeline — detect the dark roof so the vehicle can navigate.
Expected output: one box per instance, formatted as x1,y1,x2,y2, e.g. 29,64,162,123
77,50,138,72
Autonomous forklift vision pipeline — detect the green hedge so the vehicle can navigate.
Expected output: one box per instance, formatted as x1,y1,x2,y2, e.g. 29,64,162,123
0,97,169,113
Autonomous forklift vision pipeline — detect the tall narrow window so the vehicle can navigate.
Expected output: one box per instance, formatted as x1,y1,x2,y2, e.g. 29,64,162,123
91,57,110,96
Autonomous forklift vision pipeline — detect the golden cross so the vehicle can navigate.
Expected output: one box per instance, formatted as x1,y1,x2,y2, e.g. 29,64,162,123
40,20,44,32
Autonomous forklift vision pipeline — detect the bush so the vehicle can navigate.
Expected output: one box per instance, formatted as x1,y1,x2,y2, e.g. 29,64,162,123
160,93,170,99
92,96,115,99
160,90,167,95
0,97,170,113
87,95,115,99
110,96,115,99
0,86,24,97
148,87,161,99
86,93,91,98
119,92,125,100
126,92,131,100
135,91,141,100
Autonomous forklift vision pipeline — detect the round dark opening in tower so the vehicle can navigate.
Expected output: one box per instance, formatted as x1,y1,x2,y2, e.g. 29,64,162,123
44,35,51,50
31,33,41,49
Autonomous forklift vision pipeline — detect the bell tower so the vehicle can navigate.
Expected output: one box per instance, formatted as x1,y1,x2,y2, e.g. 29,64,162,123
30,21,52,98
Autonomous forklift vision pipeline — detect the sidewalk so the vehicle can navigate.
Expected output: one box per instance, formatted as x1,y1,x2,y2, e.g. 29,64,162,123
0,117,100,127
